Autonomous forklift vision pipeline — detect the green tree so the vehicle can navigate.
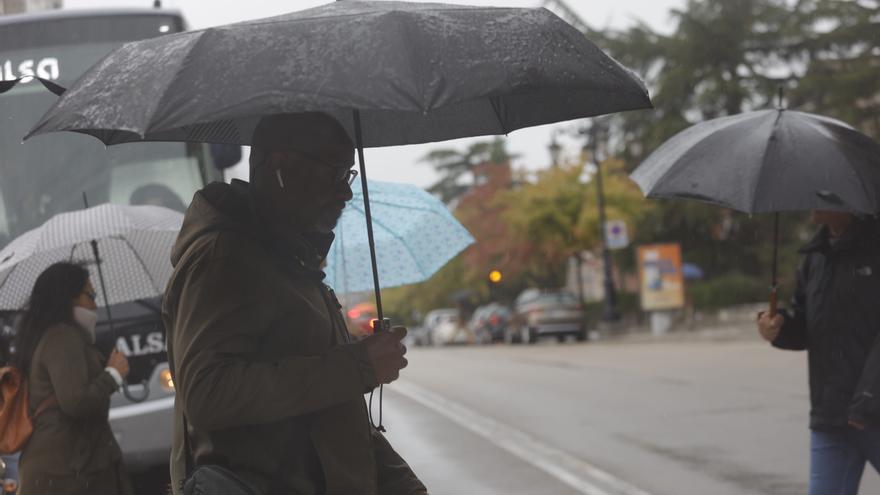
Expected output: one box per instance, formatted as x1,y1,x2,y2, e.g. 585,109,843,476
593,0,792,166
791,0,880,138
421,137,517,204
500,156,650,286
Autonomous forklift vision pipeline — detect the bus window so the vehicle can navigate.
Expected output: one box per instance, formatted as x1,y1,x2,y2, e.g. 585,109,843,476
0,13,221,240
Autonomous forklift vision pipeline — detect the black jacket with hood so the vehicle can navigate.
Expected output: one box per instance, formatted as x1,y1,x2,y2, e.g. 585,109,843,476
775,216,880,429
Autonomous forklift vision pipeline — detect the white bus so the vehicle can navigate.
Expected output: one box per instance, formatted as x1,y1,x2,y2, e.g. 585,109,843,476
0,8,239,493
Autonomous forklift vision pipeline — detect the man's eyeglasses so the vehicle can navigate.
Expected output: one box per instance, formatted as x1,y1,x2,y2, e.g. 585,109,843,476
283,150,359,186
82,289,97,301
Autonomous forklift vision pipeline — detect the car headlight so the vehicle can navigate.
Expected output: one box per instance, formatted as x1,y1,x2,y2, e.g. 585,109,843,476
159,368,175,392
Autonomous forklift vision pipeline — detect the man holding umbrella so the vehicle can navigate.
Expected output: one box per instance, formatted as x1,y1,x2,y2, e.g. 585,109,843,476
758,210,880,494
163,113,425,494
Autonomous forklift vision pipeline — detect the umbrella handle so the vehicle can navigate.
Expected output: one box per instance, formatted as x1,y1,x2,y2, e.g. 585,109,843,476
122,380,151,403
768,286,778,317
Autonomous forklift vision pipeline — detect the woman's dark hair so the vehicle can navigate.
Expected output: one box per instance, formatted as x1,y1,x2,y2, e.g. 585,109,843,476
10,262,90,375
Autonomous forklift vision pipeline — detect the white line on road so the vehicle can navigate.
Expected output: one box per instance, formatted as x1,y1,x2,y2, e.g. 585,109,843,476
390,382,653,495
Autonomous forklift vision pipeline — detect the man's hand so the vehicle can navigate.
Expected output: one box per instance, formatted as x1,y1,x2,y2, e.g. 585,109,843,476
757,311,783,343
848,418,867,431
362,326,408,385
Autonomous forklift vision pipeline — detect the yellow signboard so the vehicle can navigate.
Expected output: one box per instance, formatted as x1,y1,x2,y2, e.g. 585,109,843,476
637,243,685,311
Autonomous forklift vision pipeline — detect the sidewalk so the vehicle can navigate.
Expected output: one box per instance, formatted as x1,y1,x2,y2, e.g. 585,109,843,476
594,303,765,345
598,322,761,345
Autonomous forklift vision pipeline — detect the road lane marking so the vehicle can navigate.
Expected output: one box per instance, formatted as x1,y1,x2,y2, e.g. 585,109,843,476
390,382,653,495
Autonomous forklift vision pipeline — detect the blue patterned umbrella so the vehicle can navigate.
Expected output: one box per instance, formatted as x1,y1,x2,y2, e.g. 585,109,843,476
324,180,474,294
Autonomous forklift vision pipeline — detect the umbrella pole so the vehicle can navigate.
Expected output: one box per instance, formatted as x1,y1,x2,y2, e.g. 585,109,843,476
352,109,387,432
88,239,117,341
82,193,117,340
82,195,149,403
351,110,385,324
769,212,779,316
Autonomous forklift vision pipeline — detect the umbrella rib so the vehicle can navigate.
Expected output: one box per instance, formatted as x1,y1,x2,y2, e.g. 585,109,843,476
348,209,431,277
800,115,875,212
751,110,785,213
352,209,427,276
347,200,467,240
119,236,165,295
349,199,449,217
488,96,510,135
636,113,757,200
142,31,212,134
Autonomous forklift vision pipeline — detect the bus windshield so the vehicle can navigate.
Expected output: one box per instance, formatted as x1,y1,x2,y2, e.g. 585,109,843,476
0,12,216,245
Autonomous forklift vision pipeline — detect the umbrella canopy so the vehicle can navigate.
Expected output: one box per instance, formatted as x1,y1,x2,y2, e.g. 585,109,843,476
26,1,651,147
0,204,182,310
325,180,474,294
630,109,880,214
682,262,704,281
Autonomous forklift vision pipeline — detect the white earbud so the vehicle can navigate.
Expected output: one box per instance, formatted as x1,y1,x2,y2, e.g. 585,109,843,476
276,168,285,189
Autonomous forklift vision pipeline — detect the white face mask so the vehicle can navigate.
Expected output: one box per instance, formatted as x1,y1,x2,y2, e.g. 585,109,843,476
72,306,98,343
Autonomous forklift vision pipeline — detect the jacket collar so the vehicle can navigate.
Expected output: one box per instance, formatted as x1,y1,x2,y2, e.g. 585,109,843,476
800,217,880,255
174,180,333,281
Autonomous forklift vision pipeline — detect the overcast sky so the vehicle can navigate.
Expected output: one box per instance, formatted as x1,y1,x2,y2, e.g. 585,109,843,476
65,0,685,186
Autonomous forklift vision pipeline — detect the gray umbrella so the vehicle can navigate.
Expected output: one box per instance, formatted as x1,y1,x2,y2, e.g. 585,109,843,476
630,108,880,313
631,109,880,214
25,1,650,147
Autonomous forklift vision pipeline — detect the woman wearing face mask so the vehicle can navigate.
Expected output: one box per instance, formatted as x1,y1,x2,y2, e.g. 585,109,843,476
11,262,133,495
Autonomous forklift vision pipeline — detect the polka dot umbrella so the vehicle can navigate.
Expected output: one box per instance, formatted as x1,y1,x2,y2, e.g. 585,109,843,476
324,180,474,295
0,204,183,311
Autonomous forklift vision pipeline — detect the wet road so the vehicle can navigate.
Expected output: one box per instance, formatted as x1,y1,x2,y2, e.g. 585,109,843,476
383,334,880,495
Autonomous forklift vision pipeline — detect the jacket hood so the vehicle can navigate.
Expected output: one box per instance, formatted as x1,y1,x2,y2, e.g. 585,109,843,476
170,180,254,267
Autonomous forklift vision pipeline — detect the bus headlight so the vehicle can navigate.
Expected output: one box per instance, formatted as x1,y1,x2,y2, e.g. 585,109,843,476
159,368,175,392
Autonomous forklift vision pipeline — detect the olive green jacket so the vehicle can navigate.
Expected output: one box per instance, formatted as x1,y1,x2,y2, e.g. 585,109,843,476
163,181,424,495
18,323,133,495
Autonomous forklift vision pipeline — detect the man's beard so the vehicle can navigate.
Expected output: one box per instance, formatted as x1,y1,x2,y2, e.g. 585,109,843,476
313,208,344,233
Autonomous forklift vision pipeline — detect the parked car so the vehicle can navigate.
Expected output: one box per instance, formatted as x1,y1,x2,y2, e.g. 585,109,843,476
505,289,586,344
407,324,431,347
468,303,511,343
421,308,464,345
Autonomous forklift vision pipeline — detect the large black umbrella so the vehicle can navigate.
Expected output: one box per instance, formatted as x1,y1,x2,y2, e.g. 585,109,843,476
26,1,650,147
26,0,652,427
631,107,880,313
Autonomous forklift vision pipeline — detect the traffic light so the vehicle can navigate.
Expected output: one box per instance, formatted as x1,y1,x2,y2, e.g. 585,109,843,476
489,270,502,283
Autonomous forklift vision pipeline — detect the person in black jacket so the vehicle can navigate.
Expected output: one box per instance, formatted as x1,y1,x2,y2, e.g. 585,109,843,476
758,210,880,495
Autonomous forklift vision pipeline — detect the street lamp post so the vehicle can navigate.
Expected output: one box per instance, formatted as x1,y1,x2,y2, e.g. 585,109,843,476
589,126,621,322
548,131,562,168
